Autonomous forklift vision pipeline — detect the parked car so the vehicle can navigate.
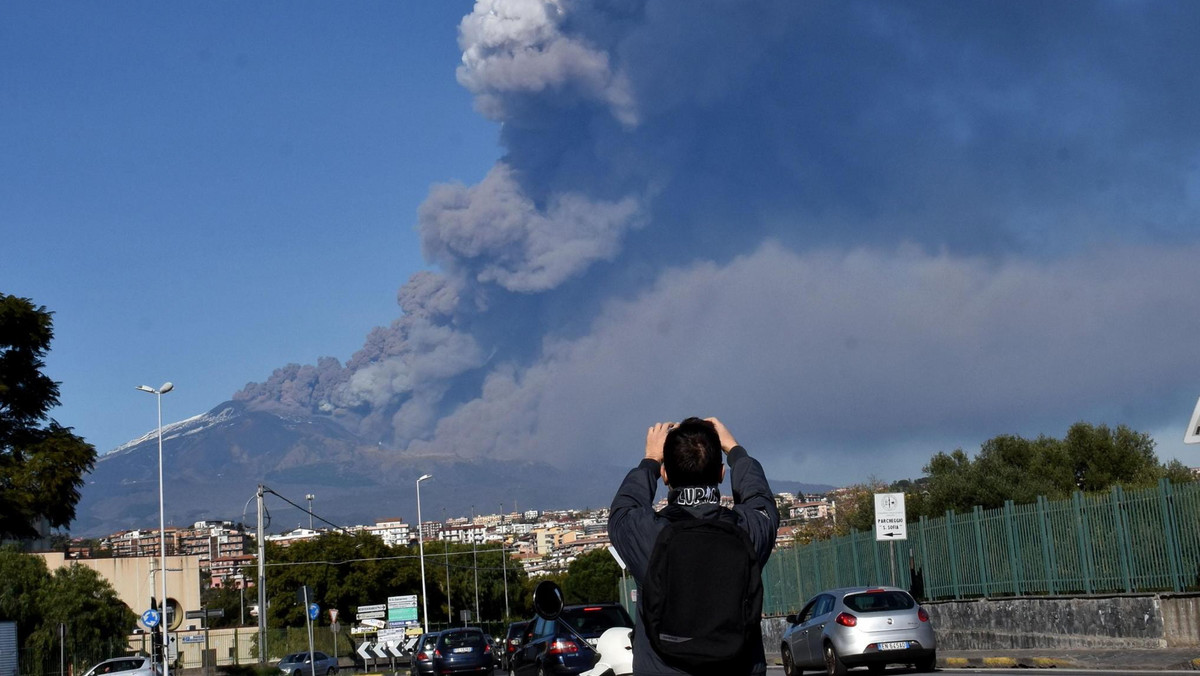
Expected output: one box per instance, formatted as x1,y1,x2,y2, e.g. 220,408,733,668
81,656,160,676
410,633,438,676
429,628,494,675
780,586,936,675
502,620,528,670
276,652,339,676
510,603,634,676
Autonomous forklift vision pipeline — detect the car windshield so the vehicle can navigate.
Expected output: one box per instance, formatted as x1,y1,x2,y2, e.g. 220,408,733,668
560,605,632,636
843,591,916,613
93,659,143,674
437,631,485,650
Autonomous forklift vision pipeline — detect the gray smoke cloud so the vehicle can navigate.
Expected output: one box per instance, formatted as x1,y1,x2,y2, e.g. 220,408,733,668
237,0,1200,483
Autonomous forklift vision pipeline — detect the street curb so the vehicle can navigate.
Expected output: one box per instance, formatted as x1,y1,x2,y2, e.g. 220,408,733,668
939,656,1078,669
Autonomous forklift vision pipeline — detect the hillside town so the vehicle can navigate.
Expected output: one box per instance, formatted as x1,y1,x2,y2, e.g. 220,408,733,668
65,490,845,584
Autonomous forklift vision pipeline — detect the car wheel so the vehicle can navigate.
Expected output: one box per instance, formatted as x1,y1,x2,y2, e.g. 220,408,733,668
914,652,936,673
326,669,336,676
823,642,847,676
782,644,797,676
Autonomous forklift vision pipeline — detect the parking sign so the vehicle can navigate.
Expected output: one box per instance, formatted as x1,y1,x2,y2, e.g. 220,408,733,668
874,492,907,541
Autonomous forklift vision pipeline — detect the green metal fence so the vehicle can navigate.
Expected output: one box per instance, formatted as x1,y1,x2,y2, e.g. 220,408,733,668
763,478,1200,615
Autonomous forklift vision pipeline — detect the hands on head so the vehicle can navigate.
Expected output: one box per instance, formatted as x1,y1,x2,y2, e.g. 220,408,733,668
644,417,738,462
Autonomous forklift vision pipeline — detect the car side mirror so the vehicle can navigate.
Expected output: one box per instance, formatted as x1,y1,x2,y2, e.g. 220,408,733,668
786,613,797,625
532,580,564,620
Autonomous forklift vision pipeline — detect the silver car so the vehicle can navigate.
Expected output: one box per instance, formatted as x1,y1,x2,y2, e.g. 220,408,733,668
781,586,935,675
277,651,338,676
81,656,160,676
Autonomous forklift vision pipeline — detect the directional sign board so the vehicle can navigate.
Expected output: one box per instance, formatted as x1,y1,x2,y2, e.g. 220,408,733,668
356,604,386,621
386,595,418,628
308,603,320,621
874,492,907,541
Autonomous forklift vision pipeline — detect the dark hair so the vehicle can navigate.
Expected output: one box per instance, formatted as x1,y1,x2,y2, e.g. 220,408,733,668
662,417,723,487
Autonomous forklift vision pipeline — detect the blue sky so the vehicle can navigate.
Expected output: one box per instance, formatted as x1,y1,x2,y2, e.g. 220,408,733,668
5,1,1200,489
3,2,497,453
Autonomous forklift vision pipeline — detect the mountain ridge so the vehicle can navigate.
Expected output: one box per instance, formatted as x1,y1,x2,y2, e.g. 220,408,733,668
75,402,834,537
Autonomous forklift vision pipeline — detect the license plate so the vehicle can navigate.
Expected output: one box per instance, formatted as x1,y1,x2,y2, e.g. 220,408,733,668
453,647,472,653
878,641,910,651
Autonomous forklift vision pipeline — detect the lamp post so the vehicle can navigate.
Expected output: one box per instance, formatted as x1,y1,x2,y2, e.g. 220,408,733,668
416,474,433,634
137,381,173,676
500,503,510,619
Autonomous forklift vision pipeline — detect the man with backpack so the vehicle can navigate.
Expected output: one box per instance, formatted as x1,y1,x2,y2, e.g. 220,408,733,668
609,417,780,676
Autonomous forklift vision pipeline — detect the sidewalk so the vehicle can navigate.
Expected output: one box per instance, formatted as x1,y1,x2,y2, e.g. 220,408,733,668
936,648,1200,670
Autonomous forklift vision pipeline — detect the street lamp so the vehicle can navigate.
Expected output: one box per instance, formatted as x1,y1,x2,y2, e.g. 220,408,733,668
416,474,433,634
136,381,173,676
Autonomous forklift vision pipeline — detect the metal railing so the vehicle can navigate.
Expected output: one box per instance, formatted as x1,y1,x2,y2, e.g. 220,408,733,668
762,478,1200,615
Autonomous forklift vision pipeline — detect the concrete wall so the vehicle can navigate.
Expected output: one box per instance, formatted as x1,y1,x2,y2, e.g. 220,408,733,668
37,553,203,624
925,595,1167,649
1162,595,1200,648
761,593,1200,654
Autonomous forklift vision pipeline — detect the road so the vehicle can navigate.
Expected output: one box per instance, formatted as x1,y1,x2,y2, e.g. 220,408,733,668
763,670,1195,676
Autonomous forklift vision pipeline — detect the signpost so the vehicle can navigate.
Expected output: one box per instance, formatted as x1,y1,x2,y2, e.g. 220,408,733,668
874,492,908,585
386,595,419,628
297,586,316,675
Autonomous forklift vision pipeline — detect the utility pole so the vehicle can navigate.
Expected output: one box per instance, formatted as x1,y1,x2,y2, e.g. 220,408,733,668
500,503,510,620
256,485,267,663
471,505,480,624
443,508,452,624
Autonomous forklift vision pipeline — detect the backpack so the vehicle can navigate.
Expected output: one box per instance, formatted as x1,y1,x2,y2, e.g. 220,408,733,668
641,504,763,670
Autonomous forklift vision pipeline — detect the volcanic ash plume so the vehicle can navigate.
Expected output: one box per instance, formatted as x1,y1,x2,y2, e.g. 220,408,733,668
238,0,1200,472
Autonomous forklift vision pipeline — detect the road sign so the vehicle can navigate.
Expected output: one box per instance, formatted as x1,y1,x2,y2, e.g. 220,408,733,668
141,609,161,629
356,604,386,621
1186,396,1200,444
329,608,339,624
355,642,374,661
308,603,320,621
874,492,908,541
386,595,418,627
360,619,386,629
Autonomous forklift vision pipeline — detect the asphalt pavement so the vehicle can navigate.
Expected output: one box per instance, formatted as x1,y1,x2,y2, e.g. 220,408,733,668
766,647,1200,671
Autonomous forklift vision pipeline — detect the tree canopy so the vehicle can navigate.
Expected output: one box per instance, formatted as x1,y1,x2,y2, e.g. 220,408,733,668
919,422,1192,515
0,547,135,676
261,532,528,631
562,548,621,604
0,294,95,540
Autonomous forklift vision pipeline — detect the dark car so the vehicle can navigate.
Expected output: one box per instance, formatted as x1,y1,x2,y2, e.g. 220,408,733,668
502,621,527,670
430,628,494,675
510,603,633,676
409,633,438,676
